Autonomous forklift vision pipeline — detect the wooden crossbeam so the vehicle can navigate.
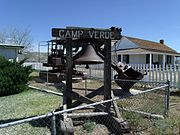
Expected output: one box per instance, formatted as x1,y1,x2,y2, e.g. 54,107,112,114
111,91,124,121
64,90,106,112
71,86,104,108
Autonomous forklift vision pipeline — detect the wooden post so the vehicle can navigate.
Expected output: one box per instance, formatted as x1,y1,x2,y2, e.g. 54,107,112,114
121,54,123,62
173,65,176,88
111,91,123,121
64,38,73,109
149,53,152,70
163,54,166,69
104,40,111,111
173,55,176,66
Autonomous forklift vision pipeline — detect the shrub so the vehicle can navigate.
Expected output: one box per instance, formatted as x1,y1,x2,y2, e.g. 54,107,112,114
0,57,32,96
83,121,95,133
150,113,180,134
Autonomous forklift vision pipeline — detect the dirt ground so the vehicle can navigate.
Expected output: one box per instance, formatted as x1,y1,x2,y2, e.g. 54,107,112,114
29,73,180,134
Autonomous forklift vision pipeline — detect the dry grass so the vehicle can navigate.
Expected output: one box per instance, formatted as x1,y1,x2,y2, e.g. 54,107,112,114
72,77,180,134
1,71,179,134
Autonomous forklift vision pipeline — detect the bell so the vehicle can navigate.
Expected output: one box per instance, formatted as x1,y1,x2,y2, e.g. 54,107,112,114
74,45,104,64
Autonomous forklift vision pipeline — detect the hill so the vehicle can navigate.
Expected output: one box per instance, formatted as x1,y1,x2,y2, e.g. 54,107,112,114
19,52,48,62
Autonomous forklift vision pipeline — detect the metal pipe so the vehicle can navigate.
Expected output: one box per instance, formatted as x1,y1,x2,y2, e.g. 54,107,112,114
38,41,48,63
51,112,56,135
28,85,63,96
0,84,168,129
65,112,108,118
165,80,170,115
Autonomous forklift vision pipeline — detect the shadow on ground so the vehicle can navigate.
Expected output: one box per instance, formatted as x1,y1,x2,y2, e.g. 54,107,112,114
170,91,180,97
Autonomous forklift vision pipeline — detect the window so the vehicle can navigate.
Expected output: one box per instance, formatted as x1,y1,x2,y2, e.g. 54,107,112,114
118,55,121,62
123,55,129,64
146,54,153,64
146,54,150,64
166,55,172,64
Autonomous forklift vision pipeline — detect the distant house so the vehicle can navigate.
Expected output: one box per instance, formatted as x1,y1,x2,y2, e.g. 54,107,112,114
112,36,180,67
0,44,24,62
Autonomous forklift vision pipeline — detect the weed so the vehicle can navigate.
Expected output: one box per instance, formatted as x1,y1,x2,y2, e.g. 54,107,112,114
83,121,95,133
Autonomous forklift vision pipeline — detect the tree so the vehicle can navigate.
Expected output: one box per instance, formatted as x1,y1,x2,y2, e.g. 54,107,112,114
0,27,33,52
0,56,32,96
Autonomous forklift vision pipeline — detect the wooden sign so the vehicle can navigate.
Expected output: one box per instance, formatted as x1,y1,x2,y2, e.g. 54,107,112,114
52,27,121,40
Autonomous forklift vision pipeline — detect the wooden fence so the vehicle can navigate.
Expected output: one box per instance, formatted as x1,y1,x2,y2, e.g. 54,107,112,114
23,62,52,71
76,64,180,90
24,62,180,90
128,64,180,90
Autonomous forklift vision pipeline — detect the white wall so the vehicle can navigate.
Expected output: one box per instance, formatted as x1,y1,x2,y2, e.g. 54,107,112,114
0,48,18,61
129,54,146,64
23,62,52,71
112,54,146,64
153,54,159,63
112,37,138,51
111,54,118,63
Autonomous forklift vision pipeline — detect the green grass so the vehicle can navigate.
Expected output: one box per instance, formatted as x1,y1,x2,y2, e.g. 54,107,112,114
29,70,39,77
0,74,180,134
0,89,61,135
83,121,96,133
117,89,180,134
0,89,61,122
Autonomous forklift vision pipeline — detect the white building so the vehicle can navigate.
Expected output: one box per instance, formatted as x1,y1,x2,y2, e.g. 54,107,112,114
0,44,24,62
112,36,180,67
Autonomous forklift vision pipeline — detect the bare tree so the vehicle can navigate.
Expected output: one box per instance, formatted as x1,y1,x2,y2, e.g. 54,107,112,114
0,27,33,52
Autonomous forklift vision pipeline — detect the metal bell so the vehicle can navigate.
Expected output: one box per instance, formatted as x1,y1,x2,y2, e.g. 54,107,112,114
74,45,104,64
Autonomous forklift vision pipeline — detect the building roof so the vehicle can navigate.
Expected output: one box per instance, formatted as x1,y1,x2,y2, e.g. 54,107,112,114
0,44,24,48
125,36,177,54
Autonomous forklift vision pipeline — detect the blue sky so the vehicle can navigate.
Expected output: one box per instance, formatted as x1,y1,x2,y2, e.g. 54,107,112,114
0,0,180,52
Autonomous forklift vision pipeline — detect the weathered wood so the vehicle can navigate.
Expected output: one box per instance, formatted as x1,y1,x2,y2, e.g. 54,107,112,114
98,115,123,134
119,107,164,119
111,91,124,121
65,90,106,111
71,86,104,108
59,86,104,111
65,38,73,109
52,27,121,40
84,86,104,98
104,40,112,111
60,118,74,134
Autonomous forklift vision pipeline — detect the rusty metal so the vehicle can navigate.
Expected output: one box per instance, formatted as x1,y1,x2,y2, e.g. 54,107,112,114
74,44,104,64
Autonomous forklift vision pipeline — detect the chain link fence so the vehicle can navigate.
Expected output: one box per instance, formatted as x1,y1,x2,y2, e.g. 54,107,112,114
0,78,169,135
